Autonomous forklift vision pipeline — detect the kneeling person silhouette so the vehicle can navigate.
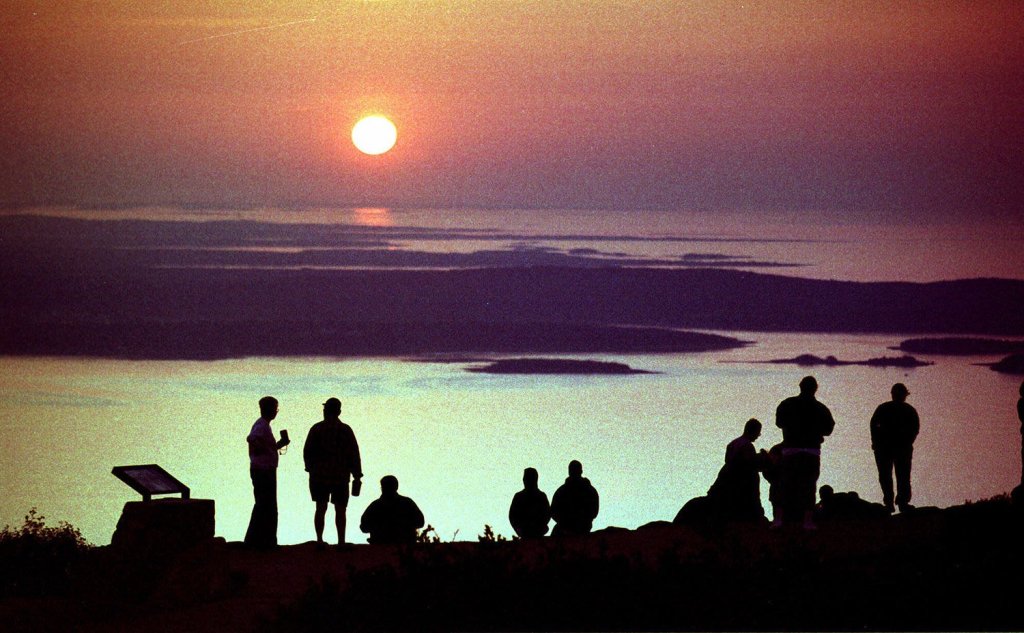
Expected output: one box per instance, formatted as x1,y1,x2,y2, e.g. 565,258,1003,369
359,475,425,545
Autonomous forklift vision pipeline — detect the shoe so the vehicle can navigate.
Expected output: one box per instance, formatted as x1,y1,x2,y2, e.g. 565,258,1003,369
898,503,915,513
884,502,896,514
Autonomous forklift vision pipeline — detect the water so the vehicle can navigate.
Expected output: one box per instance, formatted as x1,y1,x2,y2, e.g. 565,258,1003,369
2,206,1022,543
4,206,1023,282
1,333,1020,545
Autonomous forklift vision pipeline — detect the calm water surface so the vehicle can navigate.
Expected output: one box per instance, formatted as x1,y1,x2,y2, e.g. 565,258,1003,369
2,332,1020,545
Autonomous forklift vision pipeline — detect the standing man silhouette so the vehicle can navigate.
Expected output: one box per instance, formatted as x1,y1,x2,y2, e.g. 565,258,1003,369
244,396,290,549
550,460,600,536
304,397,363,547
774,376,835,529
870,383,920,513
1018,381,1024,486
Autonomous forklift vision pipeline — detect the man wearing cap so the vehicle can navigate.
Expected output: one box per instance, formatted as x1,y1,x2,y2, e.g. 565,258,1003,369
304,397,363,546
870,383,920,513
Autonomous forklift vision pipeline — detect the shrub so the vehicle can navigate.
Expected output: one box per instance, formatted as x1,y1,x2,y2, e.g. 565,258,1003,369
477,524,509,543
0,508,92,596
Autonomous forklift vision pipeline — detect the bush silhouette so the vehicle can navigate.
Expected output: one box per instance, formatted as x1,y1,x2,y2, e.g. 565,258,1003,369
0,508,92,596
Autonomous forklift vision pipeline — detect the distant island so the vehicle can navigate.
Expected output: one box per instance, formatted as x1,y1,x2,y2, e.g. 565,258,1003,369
465,358,655,374
752,354,934,368
892,337,1024,356
987,353,1024,375
0,322,747,360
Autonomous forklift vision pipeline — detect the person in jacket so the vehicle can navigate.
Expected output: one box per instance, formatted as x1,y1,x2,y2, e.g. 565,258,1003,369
550,460,600,536
509,467,551,538
706,418,767,522
304,397,363,546
870,383,920,513
774,376,835,529
1019,381,1024,486
359,475,425,545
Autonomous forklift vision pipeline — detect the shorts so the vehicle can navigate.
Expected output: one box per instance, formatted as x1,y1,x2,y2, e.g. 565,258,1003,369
309,478,349,506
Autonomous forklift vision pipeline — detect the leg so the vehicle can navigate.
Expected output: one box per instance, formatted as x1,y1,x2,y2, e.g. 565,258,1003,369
874,449,895,511
801,454,821,530
246,468,278,547
894,446,913,510
335,508,347,544
314,500,329,543
244,469,261,545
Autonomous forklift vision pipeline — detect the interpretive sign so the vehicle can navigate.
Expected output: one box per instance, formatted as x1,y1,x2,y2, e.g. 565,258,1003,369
112,464,190,502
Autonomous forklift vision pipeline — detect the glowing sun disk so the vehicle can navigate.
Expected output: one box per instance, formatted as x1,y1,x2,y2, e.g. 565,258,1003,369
352,116,397,155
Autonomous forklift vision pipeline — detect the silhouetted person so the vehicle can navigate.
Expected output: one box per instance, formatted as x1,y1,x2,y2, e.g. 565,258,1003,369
1019,381,1024,486
815,485,891,522
706,419,767,522
359,475,425,545
509,467,551,538
304,397,363,547
870,383,920,513
550,460,600,536
774,376,835,529
244,396,290,549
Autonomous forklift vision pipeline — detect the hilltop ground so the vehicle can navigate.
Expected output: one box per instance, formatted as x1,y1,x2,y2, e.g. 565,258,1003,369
3,495,1023,632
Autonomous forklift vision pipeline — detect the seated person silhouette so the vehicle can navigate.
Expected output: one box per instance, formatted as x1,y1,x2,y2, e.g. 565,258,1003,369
814,485,891,522
550,460,600,537
509,467,551,538
706,418,767,522
359,475,425,545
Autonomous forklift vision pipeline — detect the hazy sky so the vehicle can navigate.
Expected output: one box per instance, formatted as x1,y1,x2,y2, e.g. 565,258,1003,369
3,1,1022,222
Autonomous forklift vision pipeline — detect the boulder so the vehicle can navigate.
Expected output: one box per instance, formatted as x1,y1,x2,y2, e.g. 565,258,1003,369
111,498,215,556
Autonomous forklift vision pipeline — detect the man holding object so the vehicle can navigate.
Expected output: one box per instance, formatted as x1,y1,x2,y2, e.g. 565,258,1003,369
244,396,290,549
304,397,363,547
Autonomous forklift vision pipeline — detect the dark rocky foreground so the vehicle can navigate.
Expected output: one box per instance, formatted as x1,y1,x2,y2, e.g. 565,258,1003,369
3,495,1023,632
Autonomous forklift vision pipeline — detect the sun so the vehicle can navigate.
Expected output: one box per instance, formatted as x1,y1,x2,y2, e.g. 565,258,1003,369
351,115,397,155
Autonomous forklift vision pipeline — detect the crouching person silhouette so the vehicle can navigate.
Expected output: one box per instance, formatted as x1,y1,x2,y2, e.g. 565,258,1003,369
550,460,600,537
509,467,551,538
359,475,425,545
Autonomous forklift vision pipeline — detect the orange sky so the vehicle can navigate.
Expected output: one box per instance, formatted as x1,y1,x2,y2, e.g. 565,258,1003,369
2,1,1022,220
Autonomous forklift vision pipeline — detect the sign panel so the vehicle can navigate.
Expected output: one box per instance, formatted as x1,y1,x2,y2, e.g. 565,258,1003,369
112,464,190,501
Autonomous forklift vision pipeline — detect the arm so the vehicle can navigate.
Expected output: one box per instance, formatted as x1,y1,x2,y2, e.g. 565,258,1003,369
869,405,883,449
821,405,836,438
409,500,425,530
350,428,363,480
303,425,317,472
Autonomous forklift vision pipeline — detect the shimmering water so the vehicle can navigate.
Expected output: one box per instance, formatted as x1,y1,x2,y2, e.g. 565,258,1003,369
2,332,1020,545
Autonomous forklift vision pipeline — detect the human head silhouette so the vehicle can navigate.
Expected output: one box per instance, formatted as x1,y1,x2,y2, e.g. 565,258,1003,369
568,460,583,478
799,376,818,396
819,484,835,502
523,467,539,490
323,397,342,417
743,418,762,440
259,396,279,420
891,383,909,402
380,475,399,496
